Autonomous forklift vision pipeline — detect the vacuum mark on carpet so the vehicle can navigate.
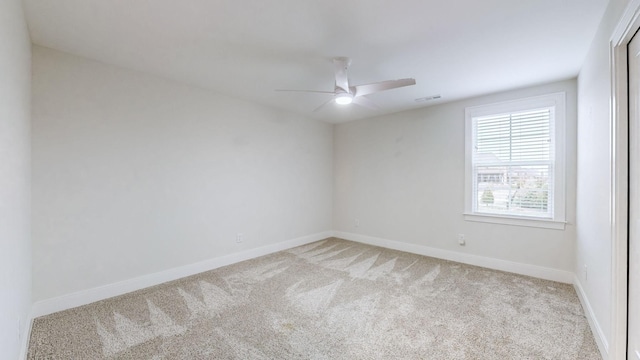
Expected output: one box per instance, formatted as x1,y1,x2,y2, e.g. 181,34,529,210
96,299,185,357
287,279,344,315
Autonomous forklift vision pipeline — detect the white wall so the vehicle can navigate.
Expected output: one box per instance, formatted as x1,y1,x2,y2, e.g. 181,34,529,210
31,46,333,302
576,0,630,354
334,79,577,274
0,0,32,358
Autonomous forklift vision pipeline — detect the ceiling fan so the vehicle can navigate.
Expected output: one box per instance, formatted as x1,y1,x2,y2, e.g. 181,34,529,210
276,57,416,112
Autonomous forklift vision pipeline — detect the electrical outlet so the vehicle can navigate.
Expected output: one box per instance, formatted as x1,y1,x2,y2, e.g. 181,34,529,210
584,264,588,281
355,219,360,228
236,233,243,243
457,234,466,246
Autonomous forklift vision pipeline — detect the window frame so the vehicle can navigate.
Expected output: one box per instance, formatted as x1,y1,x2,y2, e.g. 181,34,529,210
464,92,566,230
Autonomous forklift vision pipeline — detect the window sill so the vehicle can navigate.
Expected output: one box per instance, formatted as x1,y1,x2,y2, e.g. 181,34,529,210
463,213,566,230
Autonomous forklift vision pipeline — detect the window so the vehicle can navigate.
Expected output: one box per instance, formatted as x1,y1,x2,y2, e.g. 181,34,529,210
464,93,566,229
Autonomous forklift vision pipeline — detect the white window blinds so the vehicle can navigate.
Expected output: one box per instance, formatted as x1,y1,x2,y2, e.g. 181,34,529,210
471,107,555,218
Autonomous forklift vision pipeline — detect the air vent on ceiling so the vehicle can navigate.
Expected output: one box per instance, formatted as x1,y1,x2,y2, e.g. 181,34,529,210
415,95,441,103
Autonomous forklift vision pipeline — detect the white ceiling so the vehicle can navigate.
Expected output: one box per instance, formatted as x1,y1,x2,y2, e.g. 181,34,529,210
23,0,609,123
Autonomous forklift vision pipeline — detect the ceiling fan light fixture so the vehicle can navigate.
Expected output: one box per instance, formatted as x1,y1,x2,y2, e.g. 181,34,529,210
335,93,353,105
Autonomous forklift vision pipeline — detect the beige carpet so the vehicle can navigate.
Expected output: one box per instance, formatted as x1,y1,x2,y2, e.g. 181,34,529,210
28,238,600,359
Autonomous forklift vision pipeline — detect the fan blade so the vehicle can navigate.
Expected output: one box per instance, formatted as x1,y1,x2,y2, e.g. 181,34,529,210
352,96,380,110
313,98,335,113
352,78,416,97
275,89,335,94
333,57,351,93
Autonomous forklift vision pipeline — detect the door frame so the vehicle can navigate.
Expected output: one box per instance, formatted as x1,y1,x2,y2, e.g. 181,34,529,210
611,1,640,359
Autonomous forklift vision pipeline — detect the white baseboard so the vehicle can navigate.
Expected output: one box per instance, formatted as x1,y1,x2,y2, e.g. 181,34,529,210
19,314,33,360
30,231,332,318
332,231,574,283
573,275,609,360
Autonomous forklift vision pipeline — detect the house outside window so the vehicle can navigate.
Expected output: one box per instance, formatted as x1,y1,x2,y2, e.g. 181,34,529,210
464,93,566,230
